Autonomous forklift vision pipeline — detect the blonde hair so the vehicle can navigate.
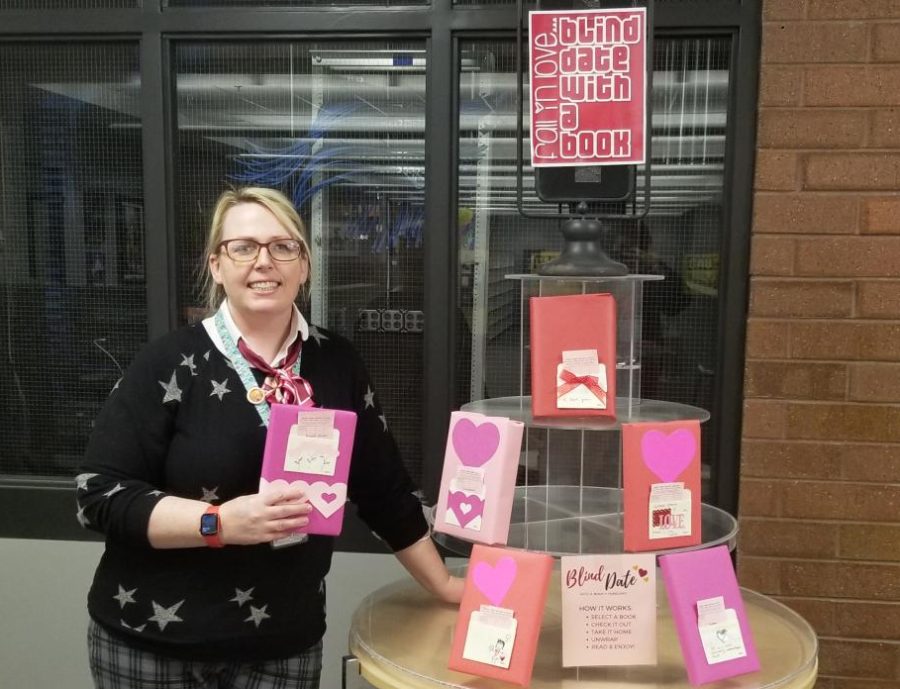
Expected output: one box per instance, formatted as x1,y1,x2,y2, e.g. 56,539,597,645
201,187,312,312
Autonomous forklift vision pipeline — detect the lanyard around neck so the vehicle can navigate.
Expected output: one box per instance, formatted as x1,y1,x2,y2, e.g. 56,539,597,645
214,309,302,427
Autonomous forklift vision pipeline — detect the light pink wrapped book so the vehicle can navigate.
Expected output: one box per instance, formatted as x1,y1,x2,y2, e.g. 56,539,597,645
433,411,524,546
260,403,357,539
659,545,760,686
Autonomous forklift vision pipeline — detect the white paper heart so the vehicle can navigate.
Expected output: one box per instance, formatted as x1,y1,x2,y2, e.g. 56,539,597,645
260,478,347,519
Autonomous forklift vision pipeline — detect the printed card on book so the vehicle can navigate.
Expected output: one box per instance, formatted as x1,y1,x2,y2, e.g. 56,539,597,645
622,420,701,552
449,544,553,686
561,553,657,667
659,545,760,686
434,411,524,546
260,403,357,543
529,293,617,419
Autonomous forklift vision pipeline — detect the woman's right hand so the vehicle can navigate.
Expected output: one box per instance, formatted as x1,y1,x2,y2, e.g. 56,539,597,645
218,485,311,545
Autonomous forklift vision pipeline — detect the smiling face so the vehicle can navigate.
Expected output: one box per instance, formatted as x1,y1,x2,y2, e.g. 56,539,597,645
208,201,309,329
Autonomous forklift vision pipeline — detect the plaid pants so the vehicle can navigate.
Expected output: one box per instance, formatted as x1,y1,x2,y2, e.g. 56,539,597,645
87,620,323,689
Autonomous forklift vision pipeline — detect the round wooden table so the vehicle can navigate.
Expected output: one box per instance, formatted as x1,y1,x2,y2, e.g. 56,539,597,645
349,575,817,689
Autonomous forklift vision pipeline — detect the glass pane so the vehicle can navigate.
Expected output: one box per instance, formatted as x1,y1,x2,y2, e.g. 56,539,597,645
456,36,730,499
0,42,145,476
167,0,424,7
0,0,136,8
174,40,428,483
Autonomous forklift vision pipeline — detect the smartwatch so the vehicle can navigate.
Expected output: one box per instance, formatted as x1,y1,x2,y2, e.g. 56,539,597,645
199,505,225,548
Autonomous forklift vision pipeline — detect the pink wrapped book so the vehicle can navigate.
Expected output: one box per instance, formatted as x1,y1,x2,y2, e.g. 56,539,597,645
433,411,524,546
622,420,702,552
659,545,760,686
449,544,553,686
260,403,357,539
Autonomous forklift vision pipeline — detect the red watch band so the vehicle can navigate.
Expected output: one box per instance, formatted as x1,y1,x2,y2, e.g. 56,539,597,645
201,505,225,548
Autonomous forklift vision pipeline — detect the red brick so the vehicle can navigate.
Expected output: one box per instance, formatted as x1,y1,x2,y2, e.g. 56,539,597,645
736,555,782,594
806,66,900,106
741,440,843,480
759,109,868,149
805,153,900,191
823,679,900,689
777,596,838,636
754,150,800,191
782,561,900,599
785,403,900,442
870,109,900,149
796,238,900,277
745,360,846,399
789,321,900,362
858,281,900,318
743,399,788,439
841,446,900,482
873,23,900,62
809,1,900,20
738,478,782,516
850,363,900,402
781,481,900,521
750,235,795,276
740,518,838,558
763,22,869,63
758,66,804,107
745,319,790,358
818,638,899,679
764,0,807,21
835,601,900,640
753,194,859,234
863,196,900,234
749,279,854,318
839,524,900,562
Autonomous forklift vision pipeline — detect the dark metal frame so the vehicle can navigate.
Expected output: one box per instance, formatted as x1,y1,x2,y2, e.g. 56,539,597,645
0,0,759,542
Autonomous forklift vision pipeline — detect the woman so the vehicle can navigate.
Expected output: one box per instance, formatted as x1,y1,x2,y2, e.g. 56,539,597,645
77,187,462,689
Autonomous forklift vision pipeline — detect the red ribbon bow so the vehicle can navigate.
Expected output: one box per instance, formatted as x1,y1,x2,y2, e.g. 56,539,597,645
557,368,607,404
237,337,315,407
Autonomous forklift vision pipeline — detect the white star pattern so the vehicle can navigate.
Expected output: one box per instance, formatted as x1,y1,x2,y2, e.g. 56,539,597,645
113,585,137,609
210,379,231,401
147,489,165,497
363,386,375,409
180,353,197,376
110,378,122,395
245,604,271,628
103,483,126,498
75,473,98,491
76,504,90,528
148,600,184,632
200,486,219,503
378,414,388,431
224,358,236,371
120,620,146,633
203,350,211,361
159,372,182,404
309,325,329,346
230,587,255,607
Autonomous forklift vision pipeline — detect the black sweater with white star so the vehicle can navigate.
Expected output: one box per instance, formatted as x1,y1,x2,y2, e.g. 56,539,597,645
77,322,428,661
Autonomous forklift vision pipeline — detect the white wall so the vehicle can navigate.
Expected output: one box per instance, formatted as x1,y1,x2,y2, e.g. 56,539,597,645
0,538,414,689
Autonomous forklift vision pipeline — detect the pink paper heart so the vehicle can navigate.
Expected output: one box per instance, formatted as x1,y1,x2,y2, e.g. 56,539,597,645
447,491,485,528
472,556,517,607
641,429,696,482
452,418,500,467
321,493,337,504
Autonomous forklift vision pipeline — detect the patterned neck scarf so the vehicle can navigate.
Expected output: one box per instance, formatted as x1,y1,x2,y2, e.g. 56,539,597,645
236,337,314,407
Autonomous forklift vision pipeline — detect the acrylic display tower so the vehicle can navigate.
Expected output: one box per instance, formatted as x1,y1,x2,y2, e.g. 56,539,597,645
347,274,818,689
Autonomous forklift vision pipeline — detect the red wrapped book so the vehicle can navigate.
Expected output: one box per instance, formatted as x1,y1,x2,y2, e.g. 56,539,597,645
529,293,617,418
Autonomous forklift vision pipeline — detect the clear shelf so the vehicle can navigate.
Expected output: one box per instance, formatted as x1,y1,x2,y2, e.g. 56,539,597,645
430,485,737,558
349,574,818,689
461,397,711,431
506,273,665,283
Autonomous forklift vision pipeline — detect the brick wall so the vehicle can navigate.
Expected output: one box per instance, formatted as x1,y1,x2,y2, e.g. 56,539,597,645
739,2,900,688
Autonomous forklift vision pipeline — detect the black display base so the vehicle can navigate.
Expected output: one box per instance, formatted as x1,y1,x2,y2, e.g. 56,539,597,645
537,216,628,277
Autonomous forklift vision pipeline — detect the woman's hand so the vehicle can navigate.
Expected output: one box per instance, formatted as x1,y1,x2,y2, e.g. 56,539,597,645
218,485,311,546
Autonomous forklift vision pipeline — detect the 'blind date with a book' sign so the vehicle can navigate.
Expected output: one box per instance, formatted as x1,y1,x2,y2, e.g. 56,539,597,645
529,8,647,167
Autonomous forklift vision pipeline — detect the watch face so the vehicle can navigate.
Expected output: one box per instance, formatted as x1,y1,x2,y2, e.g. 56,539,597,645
200,512,219,536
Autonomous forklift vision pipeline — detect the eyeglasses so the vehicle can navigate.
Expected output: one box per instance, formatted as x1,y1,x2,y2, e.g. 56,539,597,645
218,238,305,263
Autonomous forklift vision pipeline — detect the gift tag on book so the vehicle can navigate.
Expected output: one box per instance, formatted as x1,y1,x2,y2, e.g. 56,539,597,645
648,482,692,539
697,597,748,665
556,349,608,410
285,411,340,476
462,605,518,669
